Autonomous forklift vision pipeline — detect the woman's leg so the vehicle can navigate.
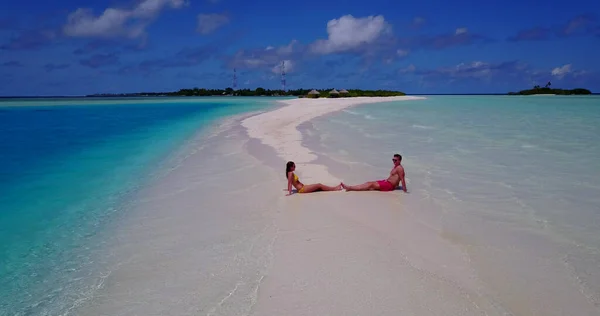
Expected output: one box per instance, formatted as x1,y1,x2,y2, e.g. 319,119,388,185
299,183,342,193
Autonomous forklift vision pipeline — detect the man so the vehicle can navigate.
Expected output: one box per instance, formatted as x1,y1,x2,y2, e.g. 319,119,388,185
341,154,407,193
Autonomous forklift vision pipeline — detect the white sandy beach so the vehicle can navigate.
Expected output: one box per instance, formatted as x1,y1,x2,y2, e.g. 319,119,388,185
73,95,600,316
241,96,509,315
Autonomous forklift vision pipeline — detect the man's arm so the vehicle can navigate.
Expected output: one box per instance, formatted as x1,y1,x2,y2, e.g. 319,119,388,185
399,167,407,193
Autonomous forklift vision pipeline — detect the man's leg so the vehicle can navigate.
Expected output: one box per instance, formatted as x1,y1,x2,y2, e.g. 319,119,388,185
341,181,380,191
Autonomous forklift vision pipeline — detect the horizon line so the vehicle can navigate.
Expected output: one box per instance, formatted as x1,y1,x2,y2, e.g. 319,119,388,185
2,93,599,99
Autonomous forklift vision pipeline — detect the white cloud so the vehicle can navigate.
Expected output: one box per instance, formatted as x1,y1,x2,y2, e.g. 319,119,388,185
135,0,186,18
238,57,267,68
399,64,416,73
197,13,230,35
412,17,426,27
310,15,392,54
271,60,295,74
396,49,409,57
551,64,572,78
63,0,185,38
455,27,468,35
452,61,491,77
276,40,298,54
420,61,495,79
229,40,298,72
64,8,136,38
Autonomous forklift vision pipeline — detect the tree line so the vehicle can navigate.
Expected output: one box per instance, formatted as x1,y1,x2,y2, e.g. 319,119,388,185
508,82,592,95
87,87,406,97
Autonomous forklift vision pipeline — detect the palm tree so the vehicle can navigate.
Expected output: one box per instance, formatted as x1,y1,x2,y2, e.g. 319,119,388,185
545,81,551,88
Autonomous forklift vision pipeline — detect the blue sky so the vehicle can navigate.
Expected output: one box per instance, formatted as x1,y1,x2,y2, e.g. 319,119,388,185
0,0,599,96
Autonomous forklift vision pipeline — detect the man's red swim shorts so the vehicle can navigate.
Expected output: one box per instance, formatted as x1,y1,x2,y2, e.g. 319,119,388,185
377,180,394,191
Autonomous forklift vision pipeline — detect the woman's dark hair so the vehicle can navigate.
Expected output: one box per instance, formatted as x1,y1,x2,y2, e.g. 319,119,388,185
286,161,295,179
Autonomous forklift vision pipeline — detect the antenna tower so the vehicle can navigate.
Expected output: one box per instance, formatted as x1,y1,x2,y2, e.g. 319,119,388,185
280,61,286,93
232,68,237,90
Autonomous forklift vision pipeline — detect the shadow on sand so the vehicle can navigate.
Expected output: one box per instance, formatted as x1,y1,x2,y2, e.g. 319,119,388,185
283,186,405,194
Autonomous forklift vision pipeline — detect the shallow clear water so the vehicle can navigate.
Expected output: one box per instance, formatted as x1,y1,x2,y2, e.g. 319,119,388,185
313,95,600,238
308,95,600,314
0,97,278,316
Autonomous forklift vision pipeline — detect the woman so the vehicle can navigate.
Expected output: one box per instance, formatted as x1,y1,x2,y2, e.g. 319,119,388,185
285,161,342,195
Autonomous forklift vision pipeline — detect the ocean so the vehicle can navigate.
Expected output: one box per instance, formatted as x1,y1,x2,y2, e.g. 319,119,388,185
2,95,599,315
305,95,600,315
0,97,279,315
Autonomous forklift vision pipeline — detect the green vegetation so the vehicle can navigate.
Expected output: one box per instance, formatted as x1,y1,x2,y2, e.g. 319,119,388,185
508,82,592,95
86,87,406,98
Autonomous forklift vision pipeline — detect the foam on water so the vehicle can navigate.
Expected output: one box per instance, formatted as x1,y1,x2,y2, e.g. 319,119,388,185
306,95,600,315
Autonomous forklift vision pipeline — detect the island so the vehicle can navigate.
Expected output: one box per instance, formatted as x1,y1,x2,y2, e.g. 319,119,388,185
508,82,592,95
86,87,406,98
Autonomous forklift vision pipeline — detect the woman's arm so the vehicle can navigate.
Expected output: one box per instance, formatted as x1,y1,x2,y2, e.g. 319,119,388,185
287,172,293,195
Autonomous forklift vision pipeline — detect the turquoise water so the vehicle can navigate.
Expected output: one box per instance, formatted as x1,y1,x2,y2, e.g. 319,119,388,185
308,95,600,313
0,97,278,315
315,95,600,242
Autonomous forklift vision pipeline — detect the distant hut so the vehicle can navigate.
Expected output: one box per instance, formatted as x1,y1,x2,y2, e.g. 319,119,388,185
339,89,349,97
328,89,340,98
307,89,320,99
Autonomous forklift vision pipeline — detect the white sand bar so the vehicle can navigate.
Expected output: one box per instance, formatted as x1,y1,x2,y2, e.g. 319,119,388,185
242,96,508,315
242,96,424,184
242,95,600,315
251,193,509,315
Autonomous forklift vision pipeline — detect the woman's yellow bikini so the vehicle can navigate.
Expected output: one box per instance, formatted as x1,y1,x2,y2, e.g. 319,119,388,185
294,173,306,193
